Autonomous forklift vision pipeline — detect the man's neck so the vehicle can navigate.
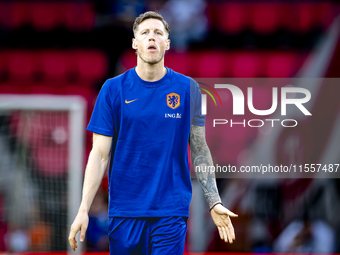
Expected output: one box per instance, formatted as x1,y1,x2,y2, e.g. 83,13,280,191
135,59,167,82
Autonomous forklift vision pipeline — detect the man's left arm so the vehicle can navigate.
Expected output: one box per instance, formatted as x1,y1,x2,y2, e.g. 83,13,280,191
189,124,238,244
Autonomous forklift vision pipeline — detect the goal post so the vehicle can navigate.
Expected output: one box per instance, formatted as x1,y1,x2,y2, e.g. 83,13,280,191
0,94,86,253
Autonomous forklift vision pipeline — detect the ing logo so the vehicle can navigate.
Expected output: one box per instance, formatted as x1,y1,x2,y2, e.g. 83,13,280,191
167,93,180,109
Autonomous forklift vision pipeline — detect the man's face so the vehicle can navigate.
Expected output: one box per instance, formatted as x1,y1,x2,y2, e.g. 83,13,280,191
133,19,170,65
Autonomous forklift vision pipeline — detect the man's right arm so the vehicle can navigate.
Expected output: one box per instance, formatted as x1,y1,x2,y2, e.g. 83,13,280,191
68,133,112,251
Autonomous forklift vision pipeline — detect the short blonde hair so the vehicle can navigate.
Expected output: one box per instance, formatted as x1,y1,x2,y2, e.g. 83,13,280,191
133,11,170,37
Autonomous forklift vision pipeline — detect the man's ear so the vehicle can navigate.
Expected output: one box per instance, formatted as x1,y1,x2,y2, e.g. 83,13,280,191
132,39,137,49
166,39,170,50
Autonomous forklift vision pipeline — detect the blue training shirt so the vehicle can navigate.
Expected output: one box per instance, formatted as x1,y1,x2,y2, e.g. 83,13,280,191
87,67,205,217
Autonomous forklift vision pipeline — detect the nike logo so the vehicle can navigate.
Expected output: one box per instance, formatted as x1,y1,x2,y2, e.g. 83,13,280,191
125,99,137,104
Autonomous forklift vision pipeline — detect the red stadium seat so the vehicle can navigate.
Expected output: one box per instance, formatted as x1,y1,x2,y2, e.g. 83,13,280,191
0,51,10,77
64,2,95,30
198,52,224,77
2,2,96,31
41,51,68,83
215,3,248,33
165,53,189,75
74,51,107,83
276,3,292,29
289,3,315,32
221,52,235,78
120,51,136,72
0,83,30,94
208,2,335,34
184,52,201,77
233,53,259,77
8,51,34,83
0,2,12,28
318,3,333,29
252,3,278,33
267,53,294,77
11,2,29,28
26,84,58,94
30,3,63,30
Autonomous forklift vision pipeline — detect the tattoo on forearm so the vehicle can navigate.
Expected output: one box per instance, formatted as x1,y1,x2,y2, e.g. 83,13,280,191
190,125,221,208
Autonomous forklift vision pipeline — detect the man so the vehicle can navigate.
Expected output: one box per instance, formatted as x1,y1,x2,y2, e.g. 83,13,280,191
69,11,237,254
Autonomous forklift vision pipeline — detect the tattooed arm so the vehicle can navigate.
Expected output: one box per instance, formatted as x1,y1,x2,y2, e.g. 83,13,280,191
190,124,238,244
189,124,222,209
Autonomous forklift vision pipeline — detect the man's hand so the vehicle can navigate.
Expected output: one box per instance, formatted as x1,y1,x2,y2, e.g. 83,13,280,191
68,211,89,251
210,204,238,244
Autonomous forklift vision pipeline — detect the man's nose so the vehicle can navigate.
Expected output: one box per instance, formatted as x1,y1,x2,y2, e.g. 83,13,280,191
148,32,156,41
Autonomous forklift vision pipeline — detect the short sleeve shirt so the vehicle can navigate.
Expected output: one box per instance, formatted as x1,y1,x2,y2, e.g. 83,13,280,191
87,67,205,217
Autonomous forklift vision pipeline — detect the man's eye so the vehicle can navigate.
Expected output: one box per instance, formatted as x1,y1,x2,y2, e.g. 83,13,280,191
142,31,147,34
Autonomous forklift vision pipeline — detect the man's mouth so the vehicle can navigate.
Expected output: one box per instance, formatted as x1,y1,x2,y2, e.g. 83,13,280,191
148,45,157,52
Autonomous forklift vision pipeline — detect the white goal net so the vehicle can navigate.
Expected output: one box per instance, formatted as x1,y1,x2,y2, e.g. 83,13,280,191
0,95,85,252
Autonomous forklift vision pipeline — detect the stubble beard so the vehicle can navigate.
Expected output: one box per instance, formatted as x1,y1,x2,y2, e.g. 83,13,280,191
137,50,165,65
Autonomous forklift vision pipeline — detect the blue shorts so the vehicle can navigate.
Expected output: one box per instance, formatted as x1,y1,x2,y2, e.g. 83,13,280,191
108,216,188,255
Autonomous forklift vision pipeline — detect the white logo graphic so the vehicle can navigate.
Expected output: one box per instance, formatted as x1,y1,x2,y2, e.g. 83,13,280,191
201,85,312,116
165,113,181,118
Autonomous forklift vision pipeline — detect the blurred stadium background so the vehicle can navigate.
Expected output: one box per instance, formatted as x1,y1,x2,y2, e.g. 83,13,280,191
0,0,340,253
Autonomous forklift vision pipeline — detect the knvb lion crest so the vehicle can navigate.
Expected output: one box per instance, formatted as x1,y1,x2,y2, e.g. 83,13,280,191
167,93,180,109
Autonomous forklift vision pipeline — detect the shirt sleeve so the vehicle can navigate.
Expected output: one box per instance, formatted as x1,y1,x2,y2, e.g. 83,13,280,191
87,80,114,136
190,78,205,126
